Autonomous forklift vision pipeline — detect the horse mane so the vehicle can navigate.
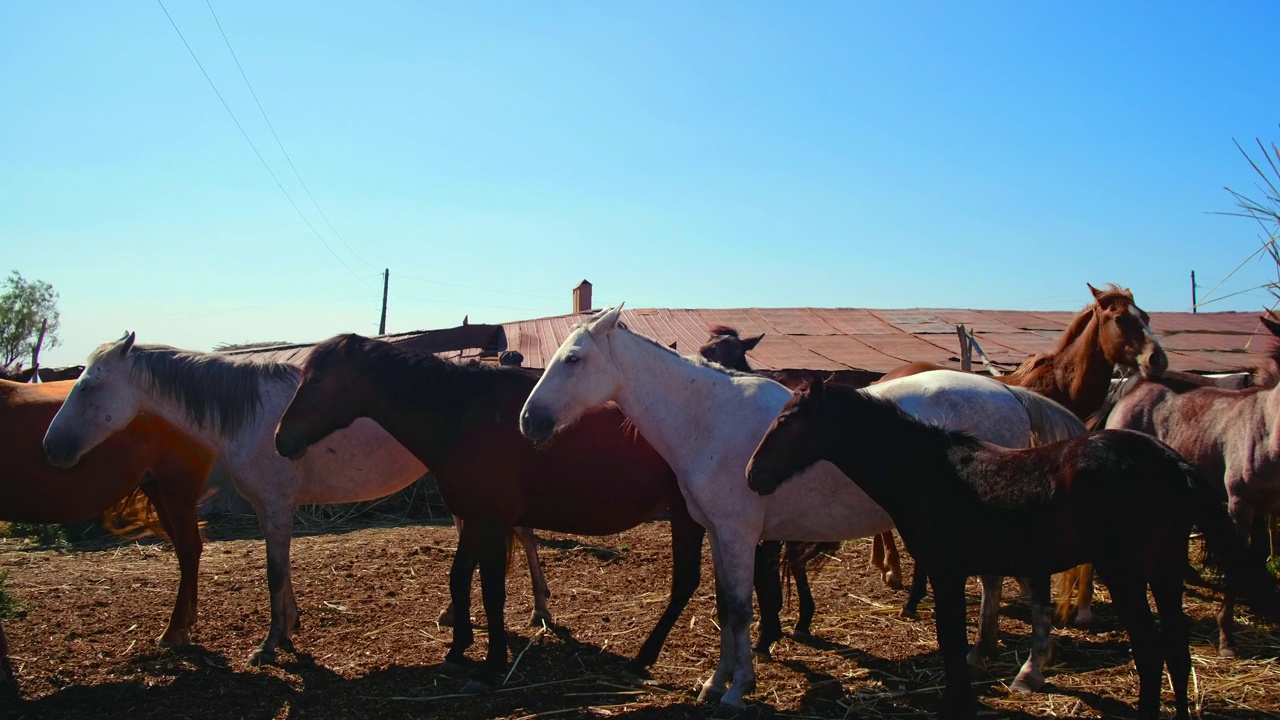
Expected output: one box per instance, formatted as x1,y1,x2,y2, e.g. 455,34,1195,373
1001,286,1130,384
101,343,300,439
707,325,741,338
1254,332,1280,387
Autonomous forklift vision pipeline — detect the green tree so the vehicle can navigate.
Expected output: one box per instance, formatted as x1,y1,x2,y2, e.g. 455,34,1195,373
0,271,60,372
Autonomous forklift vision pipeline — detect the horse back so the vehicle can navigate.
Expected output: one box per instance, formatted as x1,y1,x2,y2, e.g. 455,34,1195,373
0,380,214,524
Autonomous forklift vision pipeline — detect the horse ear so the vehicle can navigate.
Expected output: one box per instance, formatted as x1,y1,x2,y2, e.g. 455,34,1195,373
1088,283,1106,302
589,304,625,335
742,334,764,352
1262,311,1280,338
668,340,678,350
807,375,826,399
117,331,136,357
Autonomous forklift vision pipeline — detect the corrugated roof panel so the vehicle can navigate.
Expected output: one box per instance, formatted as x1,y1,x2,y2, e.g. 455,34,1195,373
752,308,844,336
973,331,1059,360
694,309,772,339
1149,311,1259,334
869,309,955,335
997,311,1075,331
1159,332,1258,353
808,308,901,335
1163,349,1257,373
927,309,1023,334
794,335,915,372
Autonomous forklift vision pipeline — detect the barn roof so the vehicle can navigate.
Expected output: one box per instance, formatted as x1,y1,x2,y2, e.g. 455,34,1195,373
224,307,1273,377
499,307,1273,375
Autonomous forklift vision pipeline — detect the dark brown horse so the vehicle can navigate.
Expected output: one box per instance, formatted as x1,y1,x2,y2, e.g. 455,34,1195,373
1,379,216,684
746,378,1278,720
699,326,884,654
273,334,705,692
1102,311,1280,657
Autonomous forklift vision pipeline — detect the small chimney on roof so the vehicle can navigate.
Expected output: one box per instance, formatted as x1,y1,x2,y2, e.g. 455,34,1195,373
573,279,593,314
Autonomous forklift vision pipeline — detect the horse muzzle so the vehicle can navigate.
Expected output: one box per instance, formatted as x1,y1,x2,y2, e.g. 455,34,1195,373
519,405,558,444
274,431,309,460
43,435,85,469
745,460,780,496
1138,342,1168,380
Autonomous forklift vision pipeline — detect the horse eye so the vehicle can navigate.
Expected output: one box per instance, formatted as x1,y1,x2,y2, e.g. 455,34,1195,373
564,355,581,365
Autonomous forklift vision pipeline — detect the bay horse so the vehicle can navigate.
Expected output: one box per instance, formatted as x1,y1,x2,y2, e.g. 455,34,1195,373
519,306,1083,717
746,377,1279,720
2,378,216,683
1102,311,1280,657
698,326,892,655
272,333,705,692
42,333,433,665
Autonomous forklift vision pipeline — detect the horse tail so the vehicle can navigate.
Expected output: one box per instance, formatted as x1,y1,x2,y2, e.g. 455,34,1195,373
102,487,171,542
1184,458,1280,619
1004,385,1087,446
780,541,841,606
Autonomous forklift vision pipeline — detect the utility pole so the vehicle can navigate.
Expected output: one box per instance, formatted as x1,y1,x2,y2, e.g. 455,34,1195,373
1191,270,1197,313
379,269,389,335
29,318,48,383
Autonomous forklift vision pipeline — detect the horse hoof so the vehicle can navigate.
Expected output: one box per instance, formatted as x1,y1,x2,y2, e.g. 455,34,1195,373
248,648,276,667
529,611,554,628
279,637,295,653
156,634,190,649
696,682,726,705
884,571,904,591
710,702,746,720
619,664,651,684
461,679,497,695
439,659,468,676
1219,645,1238,659
437,611,455,627
898,608,919,621
752,647,774,663
792,629,816,643
1011,672,1046,694
1072,607,1093,628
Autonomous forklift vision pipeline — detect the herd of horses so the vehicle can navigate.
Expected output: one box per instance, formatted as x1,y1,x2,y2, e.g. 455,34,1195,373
1,283,1277,720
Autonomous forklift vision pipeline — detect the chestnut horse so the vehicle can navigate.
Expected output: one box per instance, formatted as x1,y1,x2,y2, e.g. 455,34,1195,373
274,333,705,692
1102,311,1280,657
1,379,216,683
876,284,1167,625
746,377,1279,720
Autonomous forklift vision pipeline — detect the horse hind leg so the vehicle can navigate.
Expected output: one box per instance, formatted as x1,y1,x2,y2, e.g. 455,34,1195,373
1151,569,1191,720
460,527,512,694
143,476,205,648
1107,576,1165,720
514,527,553,628
248,500,300,666
969,575,1003,668
900,562,929,619
750,540,784,659
790,545,817,639
1011,574,1053,694
881,532,904,590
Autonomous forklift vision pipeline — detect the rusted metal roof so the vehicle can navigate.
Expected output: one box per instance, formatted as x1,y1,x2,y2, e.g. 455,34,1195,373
224,307,1273,377
498,308,1273,375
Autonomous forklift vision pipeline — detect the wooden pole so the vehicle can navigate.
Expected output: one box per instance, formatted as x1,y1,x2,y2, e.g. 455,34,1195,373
29,317,48,383
379,269,389,335
1191,270,1197,313
956,324,972,373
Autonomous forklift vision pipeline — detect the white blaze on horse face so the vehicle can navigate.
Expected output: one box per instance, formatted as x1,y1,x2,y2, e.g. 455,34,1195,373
1130,304,1167,379
44,341,142,465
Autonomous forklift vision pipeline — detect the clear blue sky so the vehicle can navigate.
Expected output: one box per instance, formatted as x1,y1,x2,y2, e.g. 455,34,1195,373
3,2,1278,367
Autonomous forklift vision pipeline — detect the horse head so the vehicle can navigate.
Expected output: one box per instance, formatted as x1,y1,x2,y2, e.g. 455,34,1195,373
746,378,829,496
520,304,627,444
275,334,369,460
43,332,141,467
1089,283,1167,380
698,326,763,372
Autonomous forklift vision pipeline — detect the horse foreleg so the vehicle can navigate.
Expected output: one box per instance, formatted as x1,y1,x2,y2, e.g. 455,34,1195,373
751,541,784,658
1011,574,1052,693
1152,568,1192,720
790,546,817,639
1107,576,1164,720
1218,495,1257,657
513,527,553,628
145,474,206,648
443,531,479,672
461,527,510,693
438,515,464,627
1073,564,1095,627
870,534,885,577
250,503,298,665
930,572,979,719
900,562,929,619
714,534,759,719
631,510,704,672
969,575,1002,668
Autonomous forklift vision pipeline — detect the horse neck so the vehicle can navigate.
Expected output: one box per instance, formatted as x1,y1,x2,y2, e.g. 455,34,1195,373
1009,308,1112,420
128,359,291,457
356,349,501,469
607,329,784,479
815,389,951,520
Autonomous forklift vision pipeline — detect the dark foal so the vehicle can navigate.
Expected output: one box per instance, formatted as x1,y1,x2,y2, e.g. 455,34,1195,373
275,334,705,692
746,378,1278,720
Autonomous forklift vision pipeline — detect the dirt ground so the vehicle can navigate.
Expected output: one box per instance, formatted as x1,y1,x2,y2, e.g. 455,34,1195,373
1,521,1277,720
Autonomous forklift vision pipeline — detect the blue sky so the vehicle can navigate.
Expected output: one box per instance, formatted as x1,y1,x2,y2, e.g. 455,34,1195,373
3,2,1278,367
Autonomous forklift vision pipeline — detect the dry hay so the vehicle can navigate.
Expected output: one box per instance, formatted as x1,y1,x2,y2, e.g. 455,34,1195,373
0,522,1276,720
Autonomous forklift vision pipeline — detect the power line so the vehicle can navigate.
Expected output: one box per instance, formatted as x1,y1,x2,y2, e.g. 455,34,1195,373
203,0,376,272
396,273,566,301
154,0,369,286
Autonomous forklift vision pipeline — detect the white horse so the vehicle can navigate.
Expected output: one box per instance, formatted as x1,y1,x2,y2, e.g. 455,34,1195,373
40,332,551,663
519,306,1084,717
